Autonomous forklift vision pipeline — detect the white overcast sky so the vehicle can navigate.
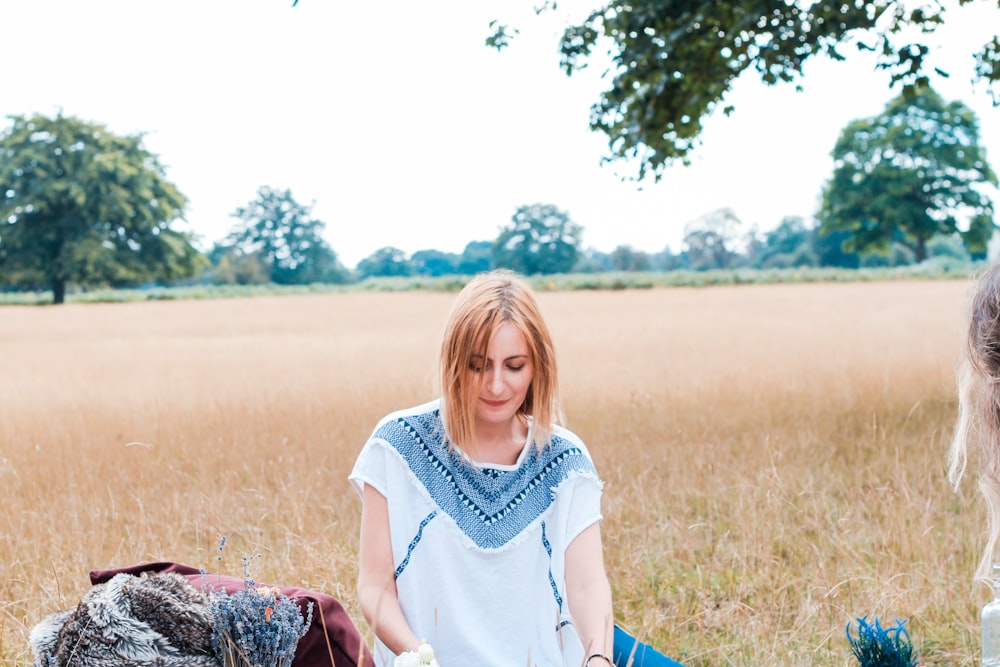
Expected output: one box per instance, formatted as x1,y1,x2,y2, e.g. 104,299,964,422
3,0,999,268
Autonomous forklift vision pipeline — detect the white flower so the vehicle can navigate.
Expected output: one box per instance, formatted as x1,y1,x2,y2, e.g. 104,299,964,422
394,651,421,667
417,643,435,663
394,642,438,667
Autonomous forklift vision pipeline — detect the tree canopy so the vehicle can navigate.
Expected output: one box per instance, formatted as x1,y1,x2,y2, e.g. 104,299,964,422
682,207,745,270
818,84,997,261
492,203,583,275
752,216,819,269
223,186,346,285
492,0,1000,180
0,112,205,303
455,241,493,275
410,249,458,277
356,246,414,278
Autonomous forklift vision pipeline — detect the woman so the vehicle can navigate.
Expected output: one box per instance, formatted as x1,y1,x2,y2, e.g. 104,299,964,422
350,269,685,667
950,262,1000,582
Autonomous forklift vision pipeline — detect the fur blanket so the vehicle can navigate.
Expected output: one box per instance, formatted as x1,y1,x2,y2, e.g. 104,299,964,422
30,562,372,667
29,571,219,667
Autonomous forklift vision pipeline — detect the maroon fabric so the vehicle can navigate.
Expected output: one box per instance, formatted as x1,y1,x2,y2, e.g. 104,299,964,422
89,562,372,667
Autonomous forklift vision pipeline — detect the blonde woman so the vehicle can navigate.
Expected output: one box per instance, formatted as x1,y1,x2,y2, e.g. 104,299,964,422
350,270,685,667
950,262,1000,582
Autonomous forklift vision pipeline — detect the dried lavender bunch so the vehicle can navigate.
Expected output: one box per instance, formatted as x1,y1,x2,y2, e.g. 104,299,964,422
207,553,313,667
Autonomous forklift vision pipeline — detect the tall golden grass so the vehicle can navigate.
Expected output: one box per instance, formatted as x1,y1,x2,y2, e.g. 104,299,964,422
0,280,985,666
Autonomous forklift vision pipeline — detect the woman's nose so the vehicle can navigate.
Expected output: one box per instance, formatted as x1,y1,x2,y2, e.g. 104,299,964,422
487,367,504,393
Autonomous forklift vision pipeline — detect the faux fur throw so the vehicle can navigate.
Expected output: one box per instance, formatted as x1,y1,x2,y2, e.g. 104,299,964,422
29,571,219,667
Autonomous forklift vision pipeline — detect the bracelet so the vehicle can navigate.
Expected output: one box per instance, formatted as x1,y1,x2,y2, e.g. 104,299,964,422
584,653,614,666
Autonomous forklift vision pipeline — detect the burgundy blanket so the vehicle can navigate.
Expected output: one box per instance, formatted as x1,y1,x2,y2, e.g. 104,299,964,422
90,562,372,667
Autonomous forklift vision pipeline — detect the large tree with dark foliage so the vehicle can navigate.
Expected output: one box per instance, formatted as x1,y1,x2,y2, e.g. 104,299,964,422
0,113,205,303
818,84,996,262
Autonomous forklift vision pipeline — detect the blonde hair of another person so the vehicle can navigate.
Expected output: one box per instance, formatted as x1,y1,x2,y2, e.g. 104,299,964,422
950,262,1000,582
438,269,562,454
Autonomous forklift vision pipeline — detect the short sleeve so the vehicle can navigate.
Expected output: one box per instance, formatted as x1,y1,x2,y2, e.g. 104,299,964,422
559,474,604,546
348,439,392,500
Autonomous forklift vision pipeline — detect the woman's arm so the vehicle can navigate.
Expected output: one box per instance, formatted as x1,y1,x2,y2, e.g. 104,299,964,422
358,483,422,656
565,522,615,665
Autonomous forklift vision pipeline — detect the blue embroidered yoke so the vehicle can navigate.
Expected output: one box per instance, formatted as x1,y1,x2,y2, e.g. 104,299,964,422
372,404,598,550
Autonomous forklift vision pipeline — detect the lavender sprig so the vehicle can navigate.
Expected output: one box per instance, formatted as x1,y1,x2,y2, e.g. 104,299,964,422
206,541,312,667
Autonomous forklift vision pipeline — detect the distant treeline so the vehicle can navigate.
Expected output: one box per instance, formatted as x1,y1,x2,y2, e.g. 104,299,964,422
3,86,994,303
0,261,982,306
196,194,988,288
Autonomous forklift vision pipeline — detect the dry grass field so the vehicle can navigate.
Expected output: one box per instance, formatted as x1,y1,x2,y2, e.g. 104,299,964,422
0,279,986,666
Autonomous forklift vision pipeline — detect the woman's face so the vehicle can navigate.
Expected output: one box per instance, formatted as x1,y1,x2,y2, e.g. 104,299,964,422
468,322,534,428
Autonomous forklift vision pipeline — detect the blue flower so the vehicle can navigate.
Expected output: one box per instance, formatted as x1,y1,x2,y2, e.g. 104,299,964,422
846,615,918,667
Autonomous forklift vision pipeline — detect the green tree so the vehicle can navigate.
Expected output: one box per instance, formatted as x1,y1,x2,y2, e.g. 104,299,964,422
818,85,997,262
814,229,861,268
456,240,493,275
225,186,347,284
411,249,458,276
683,207,744,270
0,113,205,303
205,243,270,285
859,242,917,267
652,246,689,271
927,232,972,261
493,1,1000,179
492,203,582,275
575,248,613,273
754,216,818,269
356,246,414,278
609,244,651,271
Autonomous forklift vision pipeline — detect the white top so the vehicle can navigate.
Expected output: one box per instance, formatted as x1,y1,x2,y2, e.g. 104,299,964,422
349,399,604,667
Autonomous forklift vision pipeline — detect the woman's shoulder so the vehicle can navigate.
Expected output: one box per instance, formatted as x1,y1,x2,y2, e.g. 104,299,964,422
548,423,591,457
370,398,441,432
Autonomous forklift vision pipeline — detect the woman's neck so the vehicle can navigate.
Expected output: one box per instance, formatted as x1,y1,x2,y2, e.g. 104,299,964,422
470,416,529,466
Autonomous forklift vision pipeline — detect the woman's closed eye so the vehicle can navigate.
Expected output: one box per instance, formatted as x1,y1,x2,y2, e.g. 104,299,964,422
468,362,524,372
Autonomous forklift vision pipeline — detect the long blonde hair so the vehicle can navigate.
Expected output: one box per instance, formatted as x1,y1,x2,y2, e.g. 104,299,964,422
949,262,1000,582
438,270,561,451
